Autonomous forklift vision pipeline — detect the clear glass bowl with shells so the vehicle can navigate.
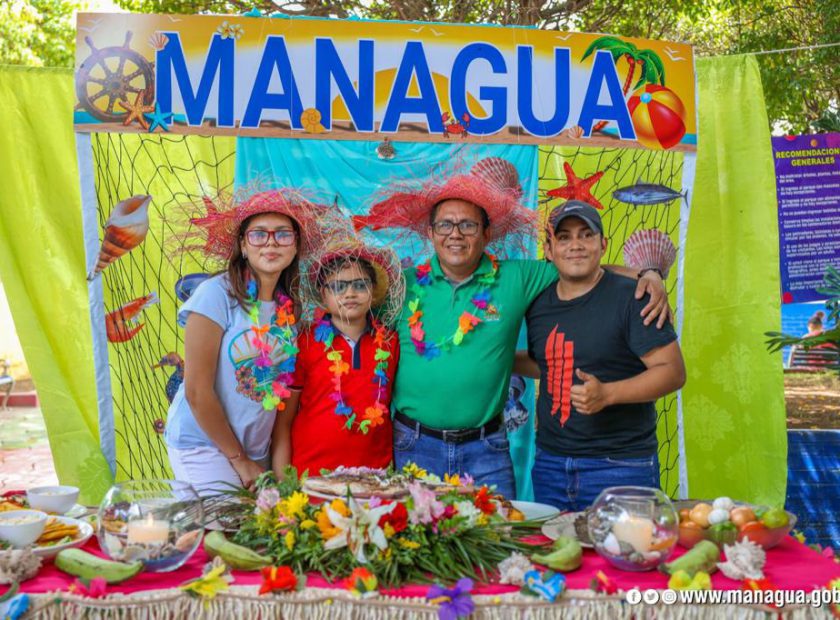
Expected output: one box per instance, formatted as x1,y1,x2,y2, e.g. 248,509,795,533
97,480,204,572
587,486,678,572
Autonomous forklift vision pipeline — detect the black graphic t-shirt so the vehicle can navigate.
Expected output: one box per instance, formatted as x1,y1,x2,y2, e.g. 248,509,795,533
526,270,677,458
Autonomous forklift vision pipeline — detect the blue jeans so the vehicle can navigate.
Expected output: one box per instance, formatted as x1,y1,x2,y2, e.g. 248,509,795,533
532,448,660,511
393,419,517,499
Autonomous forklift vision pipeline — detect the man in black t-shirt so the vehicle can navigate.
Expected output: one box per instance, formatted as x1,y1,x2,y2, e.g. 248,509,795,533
516,201,686,511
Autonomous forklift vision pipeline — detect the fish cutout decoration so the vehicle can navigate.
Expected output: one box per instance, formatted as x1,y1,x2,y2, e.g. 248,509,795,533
88,195,151,280
612,180,686,206
175,273,212,303
105,291,159,343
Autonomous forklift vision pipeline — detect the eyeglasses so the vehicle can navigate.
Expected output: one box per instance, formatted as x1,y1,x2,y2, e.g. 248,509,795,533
431,220,481,236
323,278,373,295
244,229,296,247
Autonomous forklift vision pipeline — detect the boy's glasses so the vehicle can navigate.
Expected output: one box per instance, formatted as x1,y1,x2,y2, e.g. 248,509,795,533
324,278,373,295
244,229,296,247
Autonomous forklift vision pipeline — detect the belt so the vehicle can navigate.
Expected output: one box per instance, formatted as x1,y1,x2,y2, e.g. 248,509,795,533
394,411,503,445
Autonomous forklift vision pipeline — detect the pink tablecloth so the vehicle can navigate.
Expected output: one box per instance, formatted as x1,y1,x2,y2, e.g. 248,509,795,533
9,535,840,598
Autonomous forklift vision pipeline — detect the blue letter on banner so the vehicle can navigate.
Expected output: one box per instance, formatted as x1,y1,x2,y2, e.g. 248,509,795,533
156,33,234,127
450,43,507,135
381,42,443,133
315,38,374,132
517,46,570,138
243,36,304,129
578,50,635,139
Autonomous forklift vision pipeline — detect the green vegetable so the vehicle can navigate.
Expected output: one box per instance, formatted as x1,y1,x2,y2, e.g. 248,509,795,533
707,522,737,546
204,530,272,571
760,507,789,529
661,540,720,577
531,536,582,572
55,548,143,584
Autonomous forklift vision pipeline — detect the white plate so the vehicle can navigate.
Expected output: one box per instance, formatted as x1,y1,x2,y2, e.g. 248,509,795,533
510,500,560,521
64,504,89,519
541,512,594,548
32,516,93,558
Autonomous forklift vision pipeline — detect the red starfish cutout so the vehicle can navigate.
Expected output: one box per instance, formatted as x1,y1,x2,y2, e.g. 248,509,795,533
546,162,605,210
118,90,154,129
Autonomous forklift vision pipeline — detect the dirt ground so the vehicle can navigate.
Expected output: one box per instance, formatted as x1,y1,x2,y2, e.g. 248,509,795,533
785,372,840,429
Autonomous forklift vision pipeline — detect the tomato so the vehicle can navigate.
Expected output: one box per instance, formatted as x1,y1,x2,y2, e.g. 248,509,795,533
739,521,767,534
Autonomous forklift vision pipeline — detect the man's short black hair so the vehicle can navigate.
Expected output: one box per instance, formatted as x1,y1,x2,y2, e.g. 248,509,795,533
429,200,490,229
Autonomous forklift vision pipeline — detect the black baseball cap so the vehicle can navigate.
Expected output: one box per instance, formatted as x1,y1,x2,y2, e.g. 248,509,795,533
547,200,604,236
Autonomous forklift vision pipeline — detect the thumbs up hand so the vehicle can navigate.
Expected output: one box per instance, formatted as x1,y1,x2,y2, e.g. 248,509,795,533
569,368,610,415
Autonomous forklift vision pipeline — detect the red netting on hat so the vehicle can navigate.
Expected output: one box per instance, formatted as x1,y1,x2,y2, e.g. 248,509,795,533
355,156,538,258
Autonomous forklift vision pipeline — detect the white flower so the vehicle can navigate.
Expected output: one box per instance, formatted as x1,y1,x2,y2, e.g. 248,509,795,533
255,488,279,513
498,552,535,586
454,501,481,528
323,496,396,563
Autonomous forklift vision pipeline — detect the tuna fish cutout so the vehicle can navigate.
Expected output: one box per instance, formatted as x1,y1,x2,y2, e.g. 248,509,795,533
612,180,686,206
88,195,152,280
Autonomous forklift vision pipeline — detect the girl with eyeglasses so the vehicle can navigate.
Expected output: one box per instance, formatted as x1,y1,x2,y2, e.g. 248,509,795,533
271,240,404,475
164,189,347,495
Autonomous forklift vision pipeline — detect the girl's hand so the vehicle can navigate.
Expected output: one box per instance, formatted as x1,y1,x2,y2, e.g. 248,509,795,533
231,457,265,491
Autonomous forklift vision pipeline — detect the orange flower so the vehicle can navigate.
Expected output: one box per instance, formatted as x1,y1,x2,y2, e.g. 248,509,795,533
317,499,350,539
473,486,495,515
408,310,423,326
362,404,387,427
259,565,297,595
458,312,480,334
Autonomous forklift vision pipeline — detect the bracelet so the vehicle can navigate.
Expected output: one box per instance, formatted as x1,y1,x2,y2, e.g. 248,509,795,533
637,267,664,279
227,450,243,461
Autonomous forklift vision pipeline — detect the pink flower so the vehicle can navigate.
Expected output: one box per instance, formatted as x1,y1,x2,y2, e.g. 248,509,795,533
408,482,445,525
256,488,280,512
69,577,108,598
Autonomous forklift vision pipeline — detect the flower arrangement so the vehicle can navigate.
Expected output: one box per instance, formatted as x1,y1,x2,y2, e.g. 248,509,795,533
229,466,548,587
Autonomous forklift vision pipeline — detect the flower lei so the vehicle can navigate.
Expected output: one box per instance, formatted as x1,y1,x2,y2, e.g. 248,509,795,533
406,254,499,360
314,316,391,434
246,277,298,412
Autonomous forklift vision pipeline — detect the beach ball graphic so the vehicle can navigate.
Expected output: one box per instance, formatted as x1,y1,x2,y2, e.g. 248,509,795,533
628,85,687,150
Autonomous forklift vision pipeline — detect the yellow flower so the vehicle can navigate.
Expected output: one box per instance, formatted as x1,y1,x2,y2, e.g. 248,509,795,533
300,519,317,530
279,491,309,519
794,531,806,544
180,564,230,604
383,523,395,538
396,537,421,550
477,513,489,526
285,530,296,551
444,473,460,486
402,463,427,479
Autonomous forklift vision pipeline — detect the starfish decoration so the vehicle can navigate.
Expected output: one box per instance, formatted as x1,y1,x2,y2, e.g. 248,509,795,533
144,102,173,133
118,91,154,129
546,162,605,210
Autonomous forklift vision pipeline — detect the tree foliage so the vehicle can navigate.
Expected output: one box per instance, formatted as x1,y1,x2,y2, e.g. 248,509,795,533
1,0,837,132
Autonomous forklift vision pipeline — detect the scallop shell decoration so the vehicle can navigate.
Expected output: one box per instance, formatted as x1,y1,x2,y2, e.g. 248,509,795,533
622,228,677,278
148,32,169,51
717,539,766,580
470,156,522,197
88,195,152,280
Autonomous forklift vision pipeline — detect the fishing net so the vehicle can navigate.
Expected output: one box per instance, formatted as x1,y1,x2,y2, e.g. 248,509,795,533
89,132,236,481
538,145,685,497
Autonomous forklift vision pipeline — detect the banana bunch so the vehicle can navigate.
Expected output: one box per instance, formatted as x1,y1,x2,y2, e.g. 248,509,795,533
37,518,79,544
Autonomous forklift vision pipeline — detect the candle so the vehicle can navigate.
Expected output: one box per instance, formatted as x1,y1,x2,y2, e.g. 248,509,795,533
612,514,654,554
127,514,170,545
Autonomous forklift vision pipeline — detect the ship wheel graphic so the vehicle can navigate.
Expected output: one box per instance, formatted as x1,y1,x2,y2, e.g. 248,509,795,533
75,31,155,123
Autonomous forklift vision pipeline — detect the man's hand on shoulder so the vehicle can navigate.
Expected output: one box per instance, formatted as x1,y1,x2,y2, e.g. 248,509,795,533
635,270,673,329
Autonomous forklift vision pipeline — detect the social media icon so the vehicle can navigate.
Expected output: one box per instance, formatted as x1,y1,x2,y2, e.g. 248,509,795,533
643,589,660,605
662,589,677,605
626,589,642,605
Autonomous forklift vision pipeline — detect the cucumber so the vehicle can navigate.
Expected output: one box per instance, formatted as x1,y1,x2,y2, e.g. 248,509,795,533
55,548,143,584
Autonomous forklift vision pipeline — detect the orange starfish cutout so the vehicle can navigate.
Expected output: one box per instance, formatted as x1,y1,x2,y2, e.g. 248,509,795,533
546,162,605,210
118,91,154,129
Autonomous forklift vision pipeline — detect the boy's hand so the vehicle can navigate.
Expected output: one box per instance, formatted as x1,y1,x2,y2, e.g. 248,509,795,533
636,271,673,328
570,369,611,414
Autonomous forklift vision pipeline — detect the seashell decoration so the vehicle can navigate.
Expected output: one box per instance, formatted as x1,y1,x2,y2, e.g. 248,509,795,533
622,228,677,279
718,539,766,580
470,156,522,197
148,32,169,51
88,195,152,280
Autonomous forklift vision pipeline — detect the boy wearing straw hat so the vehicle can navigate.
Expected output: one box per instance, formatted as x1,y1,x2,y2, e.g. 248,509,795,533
356,158,671,499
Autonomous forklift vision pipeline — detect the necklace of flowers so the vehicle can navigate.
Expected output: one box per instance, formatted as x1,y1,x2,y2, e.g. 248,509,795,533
406,253,499,360
245,276,298,412
314,316,391,434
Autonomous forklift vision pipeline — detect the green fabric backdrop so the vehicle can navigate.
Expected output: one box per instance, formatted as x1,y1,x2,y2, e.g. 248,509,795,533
0,55,787,506
682,55,787,505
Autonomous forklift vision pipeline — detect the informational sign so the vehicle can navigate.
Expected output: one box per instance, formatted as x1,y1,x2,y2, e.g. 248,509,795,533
74,13,696,150
773,133,840,304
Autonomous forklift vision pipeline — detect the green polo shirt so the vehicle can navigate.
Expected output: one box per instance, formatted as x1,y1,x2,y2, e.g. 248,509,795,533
393,255,557,430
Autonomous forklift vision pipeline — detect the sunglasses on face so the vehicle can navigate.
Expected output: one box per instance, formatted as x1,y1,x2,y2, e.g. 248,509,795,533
323,278,373,295
431,219,481,236
244,229,296,247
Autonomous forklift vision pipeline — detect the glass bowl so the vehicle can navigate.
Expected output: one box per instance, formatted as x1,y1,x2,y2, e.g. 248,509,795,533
587,486,678,572
675,500,797,550
97,480,204,572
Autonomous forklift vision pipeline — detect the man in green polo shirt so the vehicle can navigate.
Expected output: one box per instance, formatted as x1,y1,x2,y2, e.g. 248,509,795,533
359,158,669,498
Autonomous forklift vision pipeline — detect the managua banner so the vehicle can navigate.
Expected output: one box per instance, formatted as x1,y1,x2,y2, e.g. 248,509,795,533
74,13,696,150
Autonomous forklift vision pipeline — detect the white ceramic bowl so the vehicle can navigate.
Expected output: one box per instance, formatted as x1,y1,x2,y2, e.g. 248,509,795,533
27,485,80,515
0,510,48,548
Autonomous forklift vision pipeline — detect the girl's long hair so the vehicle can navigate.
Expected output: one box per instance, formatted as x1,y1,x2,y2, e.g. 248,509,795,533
225,214,301,310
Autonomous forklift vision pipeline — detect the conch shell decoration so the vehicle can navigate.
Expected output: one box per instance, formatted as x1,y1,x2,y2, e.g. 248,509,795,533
717,539,766,580
88,195,151,280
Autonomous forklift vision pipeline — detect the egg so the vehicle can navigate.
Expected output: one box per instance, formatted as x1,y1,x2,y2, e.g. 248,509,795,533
713,497,735,512
708,508,730,525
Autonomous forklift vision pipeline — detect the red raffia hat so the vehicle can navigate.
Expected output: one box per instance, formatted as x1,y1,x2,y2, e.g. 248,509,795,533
174,186,349,266
301,235,406,327
354,156,538,253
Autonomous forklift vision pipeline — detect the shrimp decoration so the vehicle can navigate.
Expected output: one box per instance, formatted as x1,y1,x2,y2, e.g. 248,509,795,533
105,292,159,343
88,195,151,280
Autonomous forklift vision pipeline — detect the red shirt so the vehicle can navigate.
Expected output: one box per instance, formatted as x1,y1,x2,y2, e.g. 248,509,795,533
290,321,399,473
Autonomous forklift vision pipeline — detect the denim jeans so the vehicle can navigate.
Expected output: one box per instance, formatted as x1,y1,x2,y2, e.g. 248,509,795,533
532,448,660,511
393,419,517,499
